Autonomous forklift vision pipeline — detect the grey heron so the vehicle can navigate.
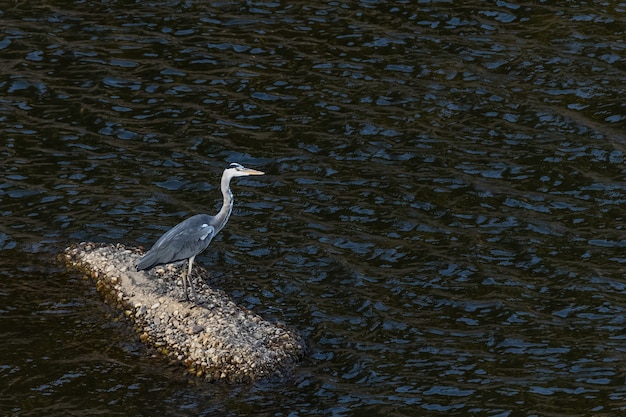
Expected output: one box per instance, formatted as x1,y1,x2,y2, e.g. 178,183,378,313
136,162,265,302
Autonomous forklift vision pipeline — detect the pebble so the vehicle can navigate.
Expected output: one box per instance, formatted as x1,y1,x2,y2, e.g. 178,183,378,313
190,325,204,334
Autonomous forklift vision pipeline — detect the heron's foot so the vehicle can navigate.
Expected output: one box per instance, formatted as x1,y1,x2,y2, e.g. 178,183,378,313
189,292,201,304
179,291,201,305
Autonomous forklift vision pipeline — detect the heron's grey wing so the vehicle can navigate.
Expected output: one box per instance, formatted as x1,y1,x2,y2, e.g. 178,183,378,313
137,214,216,270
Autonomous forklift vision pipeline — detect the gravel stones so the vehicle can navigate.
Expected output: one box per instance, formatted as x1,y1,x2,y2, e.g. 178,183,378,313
63,242,305,383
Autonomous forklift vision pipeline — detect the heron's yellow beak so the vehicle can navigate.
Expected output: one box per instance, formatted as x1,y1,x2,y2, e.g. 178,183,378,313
244,168,265,176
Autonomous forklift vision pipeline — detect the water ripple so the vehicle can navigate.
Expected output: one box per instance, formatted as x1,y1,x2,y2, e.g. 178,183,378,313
2,0,626,415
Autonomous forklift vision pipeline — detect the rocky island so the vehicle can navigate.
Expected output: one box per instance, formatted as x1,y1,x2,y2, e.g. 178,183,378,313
63,242,305,383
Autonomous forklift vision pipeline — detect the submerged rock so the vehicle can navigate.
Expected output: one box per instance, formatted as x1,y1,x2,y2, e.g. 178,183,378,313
63,242,305,383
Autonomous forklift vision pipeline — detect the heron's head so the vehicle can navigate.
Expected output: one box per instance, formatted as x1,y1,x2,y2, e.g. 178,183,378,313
227,162,265,177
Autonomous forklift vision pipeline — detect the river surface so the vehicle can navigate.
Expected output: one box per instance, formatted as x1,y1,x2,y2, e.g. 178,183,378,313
2,1,626,415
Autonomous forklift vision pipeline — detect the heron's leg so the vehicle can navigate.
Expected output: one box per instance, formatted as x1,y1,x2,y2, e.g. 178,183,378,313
181,264,189,301
187,256,199,303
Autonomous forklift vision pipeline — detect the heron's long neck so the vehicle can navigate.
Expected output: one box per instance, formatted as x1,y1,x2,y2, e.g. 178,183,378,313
214,173,234,234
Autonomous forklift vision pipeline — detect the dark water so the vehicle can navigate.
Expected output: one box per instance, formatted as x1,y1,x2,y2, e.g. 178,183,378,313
2,0,626,415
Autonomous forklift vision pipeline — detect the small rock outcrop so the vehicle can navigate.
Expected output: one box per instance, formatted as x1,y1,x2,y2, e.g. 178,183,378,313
63,242,304,383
